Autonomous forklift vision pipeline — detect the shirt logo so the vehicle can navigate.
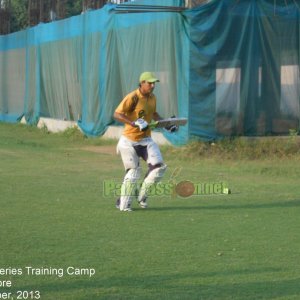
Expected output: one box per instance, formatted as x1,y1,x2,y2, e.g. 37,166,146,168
138,110,145,118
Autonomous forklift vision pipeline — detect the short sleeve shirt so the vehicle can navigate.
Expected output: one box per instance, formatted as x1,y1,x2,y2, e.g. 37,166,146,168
115,88,157,142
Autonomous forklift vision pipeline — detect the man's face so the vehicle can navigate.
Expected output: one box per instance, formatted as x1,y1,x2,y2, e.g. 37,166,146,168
140,81,155,95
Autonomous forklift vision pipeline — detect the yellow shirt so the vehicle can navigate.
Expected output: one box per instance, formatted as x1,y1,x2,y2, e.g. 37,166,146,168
115,88,156,142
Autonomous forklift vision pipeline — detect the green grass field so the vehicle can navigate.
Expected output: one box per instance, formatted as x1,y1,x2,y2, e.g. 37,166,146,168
1,122,300,300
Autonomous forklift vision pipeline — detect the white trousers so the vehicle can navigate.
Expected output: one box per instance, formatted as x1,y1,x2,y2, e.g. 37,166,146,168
117,135,164,169
116,136,166,210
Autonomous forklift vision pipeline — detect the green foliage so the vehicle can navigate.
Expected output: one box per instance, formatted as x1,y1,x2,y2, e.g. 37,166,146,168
9,0,85,33
167,137,300,160
10,0,28,32
58,126,86,139
65,0,82,18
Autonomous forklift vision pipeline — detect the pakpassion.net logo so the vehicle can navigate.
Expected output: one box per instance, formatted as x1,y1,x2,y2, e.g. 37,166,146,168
103,180,231,198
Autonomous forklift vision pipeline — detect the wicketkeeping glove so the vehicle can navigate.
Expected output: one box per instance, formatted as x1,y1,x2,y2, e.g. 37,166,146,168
165,115,179,133
131,118,149,131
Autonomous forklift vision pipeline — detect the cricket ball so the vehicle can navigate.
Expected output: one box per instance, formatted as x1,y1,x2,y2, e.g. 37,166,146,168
175,180,195,198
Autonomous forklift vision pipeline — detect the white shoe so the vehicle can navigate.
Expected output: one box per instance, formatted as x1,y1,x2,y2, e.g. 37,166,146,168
138,200,148,209
117,198,133,211
122,208,133,212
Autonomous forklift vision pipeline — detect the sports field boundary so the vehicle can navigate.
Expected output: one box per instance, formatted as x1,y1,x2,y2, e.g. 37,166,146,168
20,116,171,145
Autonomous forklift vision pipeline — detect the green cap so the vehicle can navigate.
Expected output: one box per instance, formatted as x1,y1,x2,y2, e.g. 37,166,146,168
139,72,160,83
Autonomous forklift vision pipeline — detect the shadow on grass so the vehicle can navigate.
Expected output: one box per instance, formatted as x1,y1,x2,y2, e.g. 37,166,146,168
147,199,300,211
17,267,300,299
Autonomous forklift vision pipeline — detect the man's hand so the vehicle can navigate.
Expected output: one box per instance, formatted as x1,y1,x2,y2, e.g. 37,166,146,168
165,124,178,133
165,115,179,133
131,118,149,131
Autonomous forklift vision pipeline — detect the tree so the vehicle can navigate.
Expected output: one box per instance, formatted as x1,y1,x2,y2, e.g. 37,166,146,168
65,0,82,18
10,0,28,32
6,0,109,33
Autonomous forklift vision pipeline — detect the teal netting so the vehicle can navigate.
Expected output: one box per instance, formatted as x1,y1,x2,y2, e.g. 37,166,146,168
1,0,300,144
0,3,189,145
186,0,300,139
